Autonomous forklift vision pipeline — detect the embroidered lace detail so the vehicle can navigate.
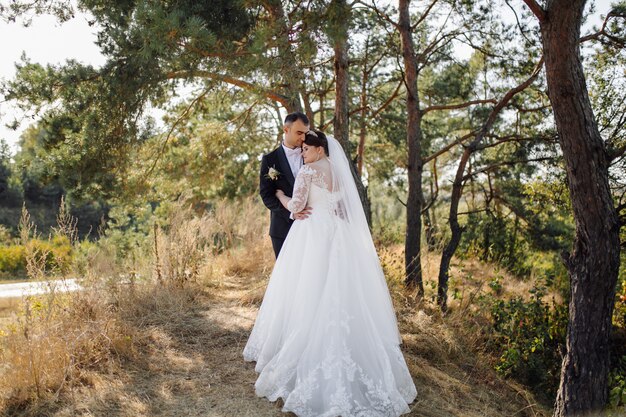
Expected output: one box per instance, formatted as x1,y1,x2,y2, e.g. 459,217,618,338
247,302,416,417
282,334,414,417
287,161,333,214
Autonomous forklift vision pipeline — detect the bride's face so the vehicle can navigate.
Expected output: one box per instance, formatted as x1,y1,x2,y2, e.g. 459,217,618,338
302,144,323,164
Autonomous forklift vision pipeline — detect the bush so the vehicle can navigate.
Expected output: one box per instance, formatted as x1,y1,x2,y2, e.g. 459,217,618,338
460,211,571,285
0,245,26,274
0,236,73,277
609,356,626,410
487,284,568,401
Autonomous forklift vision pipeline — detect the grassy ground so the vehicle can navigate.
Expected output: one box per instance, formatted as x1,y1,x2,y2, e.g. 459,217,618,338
0,297,19,327
0,200,553,417
3,272,546,417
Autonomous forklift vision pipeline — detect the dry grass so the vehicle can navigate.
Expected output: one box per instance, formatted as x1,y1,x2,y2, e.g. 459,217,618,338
33,266,550,417
377,245,552,417
0,198,270,415
0,198,556,416
0,206,139,414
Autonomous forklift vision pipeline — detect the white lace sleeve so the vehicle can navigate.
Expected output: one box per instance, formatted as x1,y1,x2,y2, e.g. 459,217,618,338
287,166,313,213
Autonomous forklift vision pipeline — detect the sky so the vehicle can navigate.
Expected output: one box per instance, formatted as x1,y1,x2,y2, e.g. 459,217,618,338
0,1,617,154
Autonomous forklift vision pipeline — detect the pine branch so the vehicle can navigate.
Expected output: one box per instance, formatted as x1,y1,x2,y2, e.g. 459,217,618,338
475,133,556,150
142,88,211,180
469,55,545,152
370,80,403,119
580,9,626,47
462,157,555,181
165,70,290,107
412,0,439,30
521,0,546,22
421,99,497,115
355,0,398,28
423,132,474,163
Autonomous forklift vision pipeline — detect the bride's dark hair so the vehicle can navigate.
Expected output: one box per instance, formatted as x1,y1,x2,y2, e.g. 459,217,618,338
304,129,329,156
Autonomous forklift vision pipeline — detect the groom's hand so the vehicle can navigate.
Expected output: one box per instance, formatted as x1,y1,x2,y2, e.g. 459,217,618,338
294,207,312,220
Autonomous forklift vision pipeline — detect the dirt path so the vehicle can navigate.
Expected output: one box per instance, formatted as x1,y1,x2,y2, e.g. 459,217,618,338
46,275,291,417
44,273,546,417
0,278,81,298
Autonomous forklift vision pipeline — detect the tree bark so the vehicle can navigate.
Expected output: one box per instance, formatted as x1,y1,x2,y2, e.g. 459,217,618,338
357,38,370,177
333,19,350,149
330,0,372,225
423,159,439,251
527,0,622,414
262,0,303,112
399,0,424,294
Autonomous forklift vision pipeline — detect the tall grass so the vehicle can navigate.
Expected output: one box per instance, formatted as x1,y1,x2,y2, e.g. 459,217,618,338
0,196,270,414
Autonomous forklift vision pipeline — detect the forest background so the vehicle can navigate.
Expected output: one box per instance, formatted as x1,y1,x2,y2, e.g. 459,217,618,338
0,0,625,416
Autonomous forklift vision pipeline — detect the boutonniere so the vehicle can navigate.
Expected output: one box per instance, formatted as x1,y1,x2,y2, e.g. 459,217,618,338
265,166,281,181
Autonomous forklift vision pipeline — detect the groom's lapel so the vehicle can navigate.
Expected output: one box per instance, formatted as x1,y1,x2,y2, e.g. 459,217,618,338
276,146,296,188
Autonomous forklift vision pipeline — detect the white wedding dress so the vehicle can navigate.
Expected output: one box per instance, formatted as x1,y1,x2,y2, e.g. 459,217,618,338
244,137,416,417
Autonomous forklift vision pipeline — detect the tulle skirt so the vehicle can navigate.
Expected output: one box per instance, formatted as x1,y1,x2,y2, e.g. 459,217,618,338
243,211,417,417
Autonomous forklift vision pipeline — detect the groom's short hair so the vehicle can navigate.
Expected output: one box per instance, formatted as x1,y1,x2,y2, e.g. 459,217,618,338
284,112,309,126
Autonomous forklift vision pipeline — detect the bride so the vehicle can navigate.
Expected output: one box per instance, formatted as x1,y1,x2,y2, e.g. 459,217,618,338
243,129,417,416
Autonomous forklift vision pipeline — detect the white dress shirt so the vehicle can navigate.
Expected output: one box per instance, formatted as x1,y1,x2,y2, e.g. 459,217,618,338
282,141,303,179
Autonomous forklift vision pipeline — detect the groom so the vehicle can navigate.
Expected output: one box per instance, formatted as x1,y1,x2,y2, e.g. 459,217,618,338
259,112,312,258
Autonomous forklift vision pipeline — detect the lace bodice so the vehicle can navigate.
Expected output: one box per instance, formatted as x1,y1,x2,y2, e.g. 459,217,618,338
287,159,335,214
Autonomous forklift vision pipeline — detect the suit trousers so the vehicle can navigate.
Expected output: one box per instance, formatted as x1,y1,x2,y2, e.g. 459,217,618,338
271,236,286,259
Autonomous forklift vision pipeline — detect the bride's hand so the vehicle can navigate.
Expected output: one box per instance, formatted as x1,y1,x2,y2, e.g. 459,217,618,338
276,189,285,197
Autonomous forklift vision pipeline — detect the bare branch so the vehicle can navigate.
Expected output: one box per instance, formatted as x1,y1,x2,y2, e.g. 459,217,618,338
412,0,439,30
470,55,545,150
457,207,490,216
609,143,626,161
504,0,533,44
142,88,211,180
423,132,474,163
166,70,291,107
355,0,398,28
421,158,439,214
370,80,404,119
580,9,626,46
462,157,555,181
422,99,497,115
475,133,556,150
521,0,546,22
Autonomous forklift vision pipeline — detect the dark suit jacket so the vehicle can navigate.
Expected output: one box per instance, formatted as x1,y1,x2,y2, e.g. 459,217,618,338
259,146,297,239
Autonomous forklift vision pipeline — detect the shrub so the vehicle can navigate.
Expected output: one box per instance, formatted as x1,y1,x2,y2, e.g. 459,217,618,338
487,284,568,401
609,356,626,411
0,245,26,274
0,237,73,277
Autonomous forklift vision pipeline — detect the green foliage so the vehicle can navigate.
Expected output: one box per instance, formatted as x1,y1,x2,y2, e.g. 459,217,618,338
609,356,626,411
0,139,22,208
0,235,73,277
458,164,574,283
487,284,568,400
613,253,626,329
370,178,406,246
0,245,25,275
460,209,569,288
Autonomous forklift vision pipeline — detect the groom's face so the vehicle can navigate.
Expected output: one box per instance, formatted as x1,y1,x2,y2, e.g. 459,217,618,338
283,119,309,149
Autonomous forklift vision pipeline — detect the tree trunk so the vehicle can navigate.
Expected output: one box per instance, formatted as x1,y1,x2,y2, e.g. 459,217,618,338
437,147,469,310
330,0,372,226
302,92,315,128
333,23,350,148
262,0,303,113
357,38,370,177
436,57,543,311
531,0,622,414
399,0,424,294
423,160,439,251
